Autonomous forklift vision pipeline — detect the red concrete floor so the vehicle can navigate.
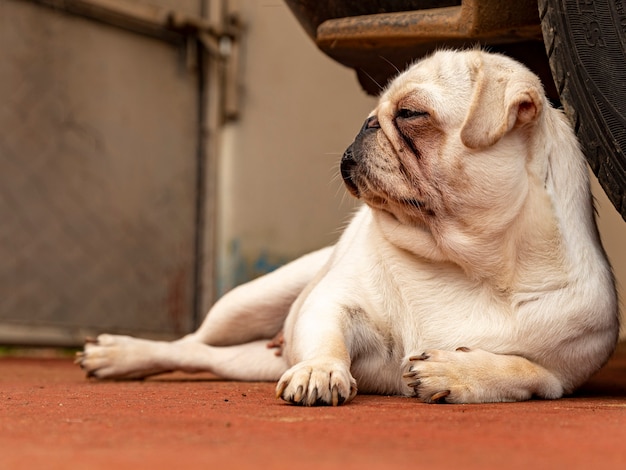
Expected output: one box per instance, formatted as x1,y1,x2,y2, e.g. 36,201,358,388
1,345,626,470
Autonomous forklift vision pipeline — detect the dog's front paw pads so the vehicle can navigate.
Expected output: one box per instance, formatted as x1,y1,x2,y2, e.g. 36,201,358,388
276,360,357,406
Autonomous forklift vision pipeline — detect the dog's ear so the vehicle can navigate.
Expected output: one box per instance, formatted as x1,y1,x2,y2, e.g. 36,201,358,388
460,59,544,149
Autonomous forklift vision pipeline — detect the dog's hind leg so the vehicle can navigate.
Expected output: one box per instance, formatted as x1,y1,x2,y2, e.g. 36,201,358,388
184,246,333,346
77,335,288,381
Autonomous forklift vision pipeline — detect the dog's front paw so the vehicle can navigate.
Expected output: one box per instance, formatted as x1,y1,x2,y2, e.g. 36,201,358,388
276,358,357,406
403,348,512,403
403,348,555,403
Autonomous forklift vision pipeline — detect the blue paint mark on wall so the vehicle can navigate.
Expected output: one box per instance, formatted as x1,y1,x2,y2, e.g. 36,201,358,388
217,238,289,296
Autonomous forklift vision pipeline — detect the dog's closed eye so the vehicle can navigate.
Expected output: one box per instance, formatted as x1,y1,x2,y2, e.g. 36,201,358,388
396,108,429,120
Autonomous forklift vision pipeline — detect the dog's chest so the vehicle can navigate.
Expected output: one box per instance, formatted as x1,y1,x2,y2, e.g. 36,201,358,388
363,256,514,353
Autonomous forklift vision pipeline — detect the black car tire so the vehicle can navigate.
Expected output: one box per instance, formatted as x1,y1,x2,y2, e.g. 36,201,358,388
539,0,626,221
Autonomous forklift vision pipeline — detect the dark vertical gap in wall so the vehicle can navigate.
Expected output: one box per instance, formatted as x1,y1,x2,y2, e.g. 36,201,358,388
192,24,208,330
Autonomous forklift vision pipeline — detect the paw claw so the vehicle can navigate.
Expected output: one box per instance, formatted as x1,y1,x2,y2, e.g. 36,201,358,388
275,381,287,400
294,385,304,404
430,390,451,403
331,385,340,407
408,352,430,362
455,347,471,352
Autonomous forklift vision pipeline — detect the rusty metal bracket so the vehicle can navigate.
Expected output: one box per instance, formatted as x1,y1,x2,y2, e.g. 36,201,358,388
285,0,547,96
316,0,542,49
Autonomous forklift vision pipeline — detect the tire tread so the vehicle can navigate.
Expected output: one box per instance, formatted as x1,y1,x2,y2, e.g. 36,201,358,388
539,0,626,219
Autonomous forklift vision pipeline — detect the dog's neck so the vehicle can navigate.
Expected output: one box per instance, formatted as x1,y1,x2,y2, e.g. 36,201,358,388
374,194,566,296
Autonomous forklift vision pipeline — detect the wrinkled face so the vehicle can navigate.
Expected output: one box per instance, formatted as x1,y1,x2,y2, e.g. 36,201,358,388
341,50,543,232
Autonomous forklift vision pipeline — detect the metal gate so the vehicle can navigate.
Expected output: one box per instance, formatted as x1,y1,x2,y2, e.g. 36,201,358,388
0,0,234,345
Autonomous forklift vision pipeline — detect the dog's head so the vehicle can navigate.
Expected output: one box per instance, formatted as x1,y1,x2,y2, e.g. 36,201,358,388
341,50,546,236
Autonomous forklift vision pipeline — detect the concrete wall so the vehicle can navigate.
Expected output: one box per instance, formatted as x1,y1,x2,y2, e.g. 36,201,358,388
216,2,625,336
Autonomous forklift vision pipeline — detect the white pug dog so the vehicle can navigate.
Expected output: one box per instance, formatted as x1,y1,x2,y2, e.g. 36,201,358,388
77,49,620,405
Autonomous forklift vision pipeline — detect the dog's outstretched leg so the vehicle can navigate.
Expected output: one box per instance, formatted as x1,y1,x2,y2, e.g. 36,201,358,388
77,335,288,381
